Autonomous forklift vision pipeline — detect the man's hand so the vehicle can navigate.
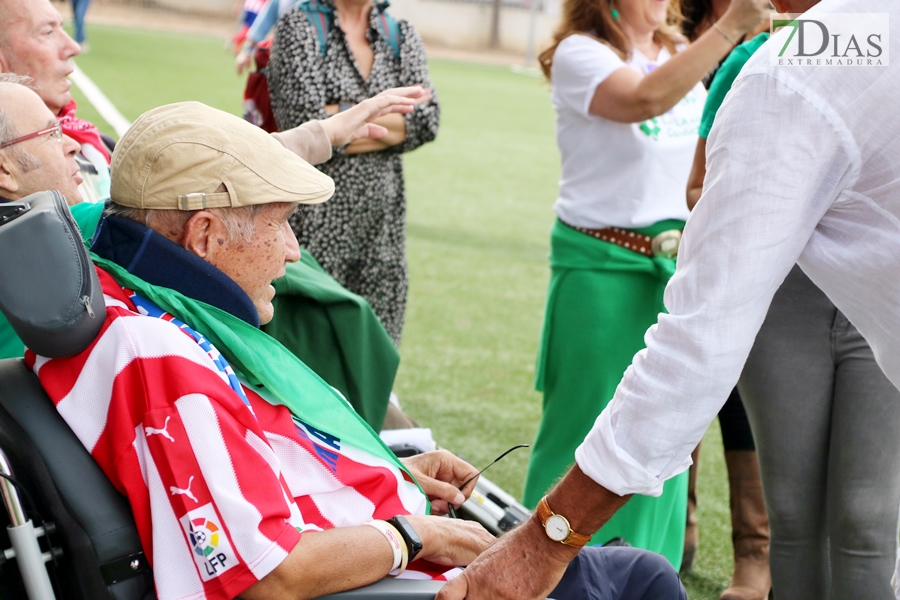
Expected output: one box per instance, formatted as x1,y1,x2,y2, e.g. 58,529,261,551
405,515,495,567
401,449,478,515
320,86,431,147
718,0,770,39
437,464,632,600
436,516,575,600
235,48,254,74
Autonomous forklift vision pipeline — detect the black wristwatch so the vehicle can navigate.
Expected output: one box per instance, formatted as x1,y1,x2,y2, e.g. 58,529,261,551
386,515,423,563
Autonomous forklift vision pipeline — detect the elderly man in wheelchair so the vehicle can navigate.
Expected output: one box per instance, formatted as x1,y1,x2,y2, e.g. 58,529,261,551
0,79,685,600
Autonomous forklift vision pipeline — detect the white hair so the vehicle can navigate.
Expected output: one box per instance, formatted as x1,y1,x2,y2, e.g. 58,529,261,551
0,73,42,173
103,201,294,245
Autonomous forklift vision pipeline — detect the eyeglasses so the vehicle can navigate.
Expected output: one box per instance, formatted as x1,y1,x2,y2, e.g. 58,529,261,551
0,122,63,149
448,443,529,519
458,443,529,492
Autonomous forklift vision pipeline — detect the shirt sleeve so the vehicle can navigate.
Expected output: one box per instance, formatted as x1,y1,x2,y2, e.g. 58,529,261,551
271,120,333,165
395,20,440,154
551,35,628,118
106,317,302,600
246,0,278,45
574,69,860,496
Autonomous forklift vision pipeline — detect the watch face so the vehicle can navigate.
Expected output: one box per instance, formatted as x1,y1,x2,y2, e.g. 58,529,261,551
545,515,569,542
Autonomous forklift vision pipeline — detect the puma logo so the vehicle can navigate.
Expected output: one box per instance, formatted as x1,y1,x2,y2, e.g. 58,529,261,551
145,416,175,443
170,476,198,503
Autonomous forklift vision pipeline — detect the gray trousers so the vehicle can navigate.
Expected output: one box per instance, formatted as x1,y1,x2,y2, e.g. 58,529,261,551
738,265,900,600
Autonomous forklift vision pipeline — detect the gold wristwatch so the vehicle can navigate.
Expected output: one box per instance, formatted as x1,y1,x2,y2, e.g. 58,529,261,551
536,497,591,548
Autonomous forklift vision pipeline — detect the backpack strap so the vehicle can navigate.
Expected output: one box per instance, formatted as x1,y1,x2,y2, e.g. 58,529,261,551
299,0,334,56
375,3,401,59
300,0,400,59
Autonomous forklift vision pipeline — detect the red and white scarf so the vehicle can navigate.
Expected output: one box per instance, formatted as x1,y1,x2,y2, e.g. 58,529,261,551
58,99,111,164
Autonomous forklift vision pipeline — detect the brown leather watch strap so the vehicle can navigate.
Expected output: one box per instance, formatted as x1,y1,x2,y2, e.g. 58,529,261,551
536,497,591,548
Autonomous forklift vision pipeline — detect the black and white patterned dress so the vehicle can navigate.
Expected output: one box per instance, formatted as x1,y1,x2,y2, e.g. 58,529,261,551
268,1,440,345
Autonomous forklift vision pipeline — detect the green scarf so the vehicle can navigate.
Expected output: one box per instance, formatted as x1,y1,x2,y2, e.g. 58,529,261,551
264,252,399,431
91,254,425,504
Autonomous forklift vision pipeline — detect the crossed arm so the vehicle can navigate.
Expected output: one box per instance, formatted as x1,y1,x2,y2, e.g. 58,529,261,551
323,86,433,154
272,86,430,164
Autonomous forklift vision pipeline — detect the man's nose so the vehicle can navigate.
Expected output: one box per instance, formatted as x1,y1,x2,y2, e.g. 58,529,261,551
62,133,80,157
63,30,81,59
283,221,301,263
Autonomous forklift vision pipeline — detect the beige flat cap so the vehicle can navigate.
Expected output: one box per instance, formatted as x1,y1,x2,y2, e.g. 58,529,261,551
110,101,334,210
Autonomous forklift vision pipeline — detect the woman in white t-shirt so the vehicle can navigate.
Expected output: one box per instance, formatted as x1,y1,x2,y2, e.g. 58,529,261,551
522,0,767,570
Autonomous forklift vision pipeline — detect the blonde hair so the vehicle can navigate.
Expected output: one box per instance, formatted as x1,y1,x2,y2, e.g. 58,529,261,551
539,0,685,80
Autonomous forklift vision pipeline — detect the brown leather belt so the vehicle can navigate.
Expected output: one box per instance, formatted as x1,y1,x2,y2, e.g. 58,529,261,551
562,221,682,258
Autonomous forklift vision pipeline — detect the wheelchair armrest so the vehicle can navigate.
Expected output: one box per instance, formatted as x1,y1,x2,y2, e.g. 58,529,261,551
316,577,445,599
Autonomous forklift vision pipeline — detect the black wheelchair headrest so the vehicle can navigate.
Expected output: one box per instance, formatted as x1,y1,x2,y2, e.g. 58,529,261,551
0,191,105,357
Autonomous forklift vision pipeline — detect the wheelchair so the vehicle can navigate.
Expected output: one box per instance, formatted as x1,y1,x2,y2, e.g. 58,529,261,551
0,192,530,600
0,192,447,599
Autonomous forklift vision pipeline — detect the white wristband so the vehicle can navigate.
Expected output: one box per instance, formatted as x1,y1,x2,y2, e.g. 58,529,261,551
365,520,407,575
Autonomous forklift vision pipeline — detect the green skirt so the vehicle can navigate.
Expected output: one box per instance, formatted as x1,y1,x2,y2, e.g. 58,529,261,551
523,218,688,570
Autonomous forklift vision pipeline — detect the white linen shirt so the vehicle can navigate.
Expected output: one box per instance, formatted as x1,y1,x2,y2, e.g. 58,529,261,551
576,0,900,496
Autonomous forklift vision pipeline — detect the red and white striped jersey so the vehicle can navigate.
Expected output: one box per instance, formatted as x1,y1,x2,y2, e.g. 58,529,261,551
26,267,428,600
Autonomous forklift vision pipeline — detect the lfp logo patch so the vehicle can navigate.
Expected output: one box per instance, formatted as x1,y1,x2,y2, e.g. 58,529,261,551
190,517,221,558
180,504,238,581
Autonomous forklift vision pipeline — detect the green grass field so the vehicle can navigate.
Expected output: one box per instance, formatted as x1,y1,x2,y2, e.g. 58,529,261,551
71,23,738,599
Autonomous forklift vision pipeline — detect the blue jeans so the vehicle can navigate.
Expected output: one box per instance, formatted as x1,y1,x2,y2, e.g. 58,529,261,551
549,546,686,600
70,0,91,44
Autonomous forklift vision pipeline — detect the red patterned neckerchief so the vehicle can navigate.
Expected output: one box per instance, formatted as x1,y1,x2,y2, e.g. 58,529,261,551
58,100,111,164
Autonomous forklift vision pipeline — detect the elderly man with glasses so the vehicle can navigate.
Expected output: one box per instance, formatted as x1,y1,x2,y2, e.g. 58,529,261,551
0,75,83,207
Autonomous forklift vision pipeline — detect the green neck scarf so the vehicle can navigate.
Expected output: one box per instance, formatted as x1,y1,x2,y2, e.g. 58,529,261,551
91,254,424,502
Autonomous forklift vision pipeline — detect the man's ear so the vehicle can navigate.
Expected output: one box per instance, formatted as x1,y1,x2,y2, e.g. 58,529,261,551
0,152,21,198
181,210,229,265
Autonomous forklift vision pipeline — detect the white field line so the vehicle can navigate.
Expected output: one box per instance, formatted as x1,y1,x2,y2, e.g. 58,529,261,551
509,65,541,78
69,63,131,137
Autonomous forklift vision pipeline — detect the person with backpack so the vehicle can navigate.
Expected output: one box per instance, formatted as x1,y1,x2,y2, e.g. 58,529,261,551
267,0,438,346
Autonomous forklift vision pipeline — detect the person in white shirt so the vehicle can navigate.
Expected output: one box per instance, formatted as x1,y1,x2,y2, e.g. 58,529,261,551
684,2,900,597
437,0,900,599
520,0,768,570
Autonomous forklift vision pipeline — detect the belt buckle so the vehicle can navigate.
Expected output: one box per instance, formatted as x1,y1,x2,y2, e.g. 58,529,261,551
651,230,682,258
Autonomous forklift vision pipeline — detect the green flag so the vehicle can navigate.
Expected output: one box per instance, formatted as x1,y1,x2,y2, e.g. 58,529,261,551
91,255,425,505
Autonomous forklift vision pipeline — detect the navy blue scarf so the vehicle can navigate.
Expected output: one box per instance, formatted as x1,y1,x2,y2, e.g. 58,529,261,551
91,215,260,327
